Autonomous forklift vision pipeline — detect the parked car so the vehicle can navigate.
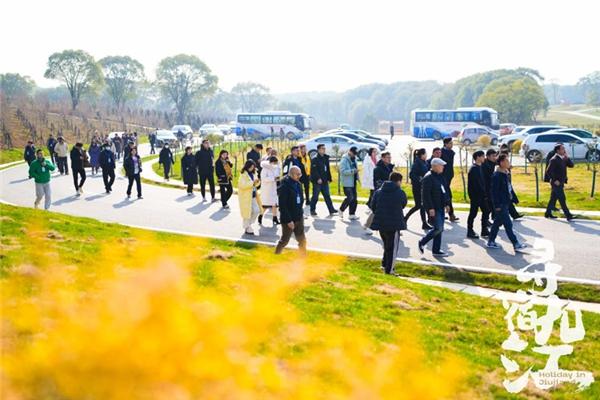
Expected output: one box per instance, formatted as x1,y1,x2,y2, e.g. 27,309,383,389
548,128,595,139
499,123,517,136
347,129,389,145
457,126,499,146
323,130,386,150
199,124,220,135
155,129,179,147
498,125,564,148
171,125,194,139
217,124,231,134
300,134,373,160
520,131,600,162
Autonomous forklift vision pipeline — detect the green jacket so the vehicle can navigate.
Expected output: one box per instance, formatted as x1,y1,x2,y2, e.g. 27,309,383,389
29,158,55,184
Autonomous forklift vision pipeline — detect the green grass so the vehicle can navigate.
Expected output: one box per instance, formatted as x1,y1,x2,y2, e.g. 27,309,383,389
0,148,24,164
2,203,598,398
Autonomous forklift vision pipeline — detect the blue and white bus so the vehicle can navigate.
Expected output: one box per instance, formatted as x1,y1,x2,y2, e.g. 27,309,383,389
235,111,313,140
410,107,499,140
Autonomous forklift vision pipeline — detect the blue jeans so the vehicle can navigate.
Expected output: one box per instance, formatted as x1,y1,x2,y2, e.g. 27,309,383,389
310,182,335,213
420,208,444,253
488,205,518,245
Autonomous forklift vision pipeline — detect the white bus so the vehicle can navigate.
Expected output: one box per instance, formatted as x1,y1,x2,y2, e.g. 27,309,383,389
235,111,313,140
410,107,499,140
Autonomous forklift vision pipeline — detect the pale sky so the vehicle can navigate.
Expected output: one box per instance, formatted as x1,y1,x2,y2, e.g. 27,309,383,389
1,0,598,93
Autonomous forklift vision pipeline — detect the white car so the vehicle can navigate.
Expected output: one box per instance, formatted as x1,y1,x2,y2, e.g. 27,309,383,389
171,125,194,138
155,129,178,147
520,131,600,162
217,124,231,134
199,124,220,135
300,134,373,160
498,125,564,148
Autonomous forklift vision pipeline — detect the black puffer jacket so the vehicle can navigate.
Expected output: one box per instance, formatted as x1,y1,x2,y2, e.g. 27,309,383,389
370,181,407,231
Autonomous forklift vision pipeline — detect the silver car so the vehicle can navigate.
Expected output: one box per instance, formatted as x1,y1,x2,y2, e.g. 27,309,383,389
300,134,374,160
457,126,499,146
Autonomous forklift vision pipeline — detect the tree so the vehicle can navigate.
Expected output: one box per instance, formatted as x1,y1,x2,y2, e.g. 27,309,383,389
156,54,218,124
577,71,600,106
476,76,547,124
0,73,35,102
231,81,273,112
44,50,103,110
99,55,145,110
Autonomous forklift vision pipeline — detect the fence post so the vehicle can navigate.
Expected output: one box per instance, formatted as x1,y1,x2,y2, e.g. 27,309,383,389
534,163,540,203
592,169,597,198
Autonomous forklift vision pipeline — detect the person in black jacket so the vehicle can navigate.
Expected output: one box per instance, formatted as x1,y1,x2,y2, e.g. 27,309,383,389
440,137,458,221
275,166,307,255
158,144,174,181
70,143,86,196
46,135,57,164
195,140,215,201
372,152,394,191
405,148,431,230
124,147,142,199
487,154,526,252
149,131,156,155
282,146,307,178
246,144,263,165
417,158,450,256
545,144,576,220
370,172,407,275
181,146,198,195
466,150,489,239
24,141,36,165
426,147,442,169
309,144,337,216
215,150,233,208
99,142,116,193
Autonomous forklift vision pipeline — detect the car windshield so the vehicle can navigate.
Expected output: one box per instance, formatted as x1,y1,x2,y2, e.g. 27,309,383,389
569,130,593,139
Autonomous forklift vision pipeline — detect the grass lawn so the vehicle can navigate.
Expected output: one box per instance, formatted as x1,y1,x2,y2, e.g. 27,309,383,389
1,203,599,398
0,148,24,164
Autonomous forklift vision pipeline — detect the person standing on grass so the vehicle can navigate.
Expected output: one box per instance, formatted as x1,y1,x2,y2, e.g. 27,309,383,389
259,156,281,226
99,142,116,194
29,149,55,210
88,140,101,175
216,150,233,209
466,150,489,239
361,147,379,235
181,146,198,196
70,142,86,196
46,134,57,164
124,147,143,200
486,154,527,252
339,146,360,221
195,139,216,202
309,144,337,217
238,160,262,235
441,137,459,222
275,166,307,255
417,158,450,257
405,148,431,230
149,131,156,155
299,144,312,206
159,143,174,181
247,143,263,165
545,143,578,221
370,172,407,275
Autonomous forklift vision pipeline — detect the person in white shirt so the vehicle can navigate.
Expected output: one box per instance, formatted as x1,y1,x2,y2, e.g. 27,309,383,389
361,147,379,235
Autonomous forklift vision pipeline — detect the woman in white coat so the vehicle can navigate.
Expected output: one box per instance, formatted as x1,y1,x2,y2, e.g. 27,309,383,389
259,156,280,226
361,147,379,235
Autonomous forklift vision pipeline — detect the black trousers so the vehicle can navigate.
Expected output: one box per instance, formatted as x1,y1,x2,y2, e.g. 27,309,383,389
127,174,142,197
405,183,427,224
275,219,307,254
163,163,171,179
302,177,310,205
186,183,194,193
199,172,215,198
379,230,401,274
72,168,86,190
340,186,358,215
150,143,155,154
446,178,455,216
546,183,571,217
467,197,489,232
57,157,68,174
219,182,233,206
102,168,115,191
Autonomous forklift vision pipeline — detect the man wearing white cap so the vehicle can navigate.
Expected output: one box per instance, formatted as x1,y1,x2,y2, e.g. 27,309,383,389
417,158,450,256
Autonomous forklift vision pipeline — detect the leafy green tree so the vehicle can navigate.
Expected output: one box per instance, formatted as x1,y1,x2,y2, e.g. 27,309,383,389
231,81,273,112
99,55,145,110
0,73,35,102
44,50,103,110
476,76,547,123
577,71,600,106
155,54,218,124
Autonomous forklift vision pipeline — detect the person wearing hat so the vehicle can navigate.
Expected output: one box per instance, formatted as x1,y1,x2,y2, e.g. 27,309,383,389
29,149,55,210
54,136,69,175
417,157,450,256
339,147,359,220
70,142,86,196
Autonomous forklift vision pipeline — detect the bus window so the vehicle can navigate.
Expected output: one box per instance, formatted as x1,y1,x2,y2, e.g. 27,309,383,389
471,112,482,121
238,115,250,123
432,112,444,122
416,112,431,122
249,115,261,124
444,112,453,121
285,116,296,125
454,112,469,122
295,115,305,130
261,116,273,124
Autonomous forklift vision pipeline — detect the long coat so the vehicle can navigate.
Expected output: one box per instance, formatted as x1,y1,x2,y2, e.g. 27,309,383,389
260,160,280,206
88,144,101,167
237,171,262,219
181,154,198,185
361,156,377,190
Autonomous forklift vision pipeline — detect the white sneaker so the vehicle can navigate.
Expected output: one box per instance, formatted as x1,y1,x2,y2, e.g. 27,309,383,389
365,209,372,215
364,227,373,235
349,215,359,221
339,211,344,219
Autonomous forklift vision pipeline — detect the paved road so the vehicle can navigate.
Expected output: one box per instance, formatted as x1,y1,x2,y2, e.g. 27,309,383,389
1,153,599,284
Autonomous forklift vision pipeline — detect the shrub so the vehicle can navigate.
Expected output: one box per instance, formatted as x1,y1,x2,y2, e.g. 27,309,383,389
476,134,492,147
205,133,224,145
512,139,523,154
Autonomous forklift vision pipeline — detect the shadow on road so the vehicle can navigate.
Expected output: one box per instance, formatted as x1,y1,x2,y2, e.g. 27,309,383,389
53,196,80,206
9,178,30,184
186,201,212,215
113,198,135,209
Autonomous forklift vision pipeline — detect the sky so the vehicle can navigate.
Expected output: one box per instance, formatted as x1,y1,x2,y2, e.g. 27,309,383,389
1,0,598,93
